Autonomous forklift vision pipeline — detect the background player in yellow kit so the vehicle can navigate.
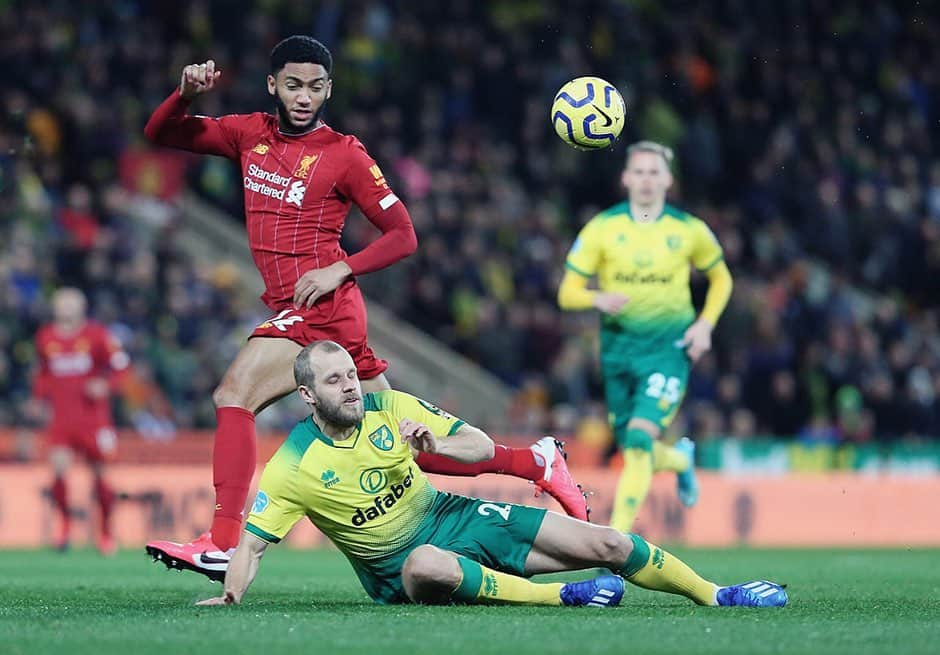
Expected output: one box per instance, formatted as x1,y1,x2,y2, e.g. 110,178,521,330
557,141,734,531
196,341,785,609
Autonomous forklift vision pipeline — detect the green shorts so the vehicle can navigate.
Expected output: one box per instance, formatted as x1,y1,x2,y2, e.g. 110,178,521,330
600,330,691,443
349,492,547,604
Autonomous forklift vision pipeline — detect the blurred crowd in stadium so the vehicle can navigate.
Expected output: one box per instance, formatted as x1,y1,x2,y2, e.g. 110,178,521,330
2,1,939,446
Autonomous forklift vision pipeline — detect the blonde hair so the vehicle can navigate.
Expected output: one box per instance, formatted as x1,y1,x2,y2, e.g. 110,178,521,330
626,140,674,165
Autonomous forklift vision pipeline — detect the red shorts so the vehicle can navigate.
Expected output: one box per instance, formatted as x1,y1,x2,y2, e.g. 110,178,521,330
250,281,388,380
47,423,117,462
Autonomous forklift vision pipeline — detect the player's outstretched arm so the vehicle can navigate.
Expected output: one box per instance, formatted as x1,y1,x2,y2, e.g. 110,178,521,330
144,60,241,158
401,419,494,464
196,532,269,606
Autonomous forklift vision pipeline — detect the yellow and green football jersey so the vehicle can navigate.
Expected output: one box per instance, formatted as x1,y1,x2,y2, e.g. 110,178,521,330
246,390,465,561
565,201,723,343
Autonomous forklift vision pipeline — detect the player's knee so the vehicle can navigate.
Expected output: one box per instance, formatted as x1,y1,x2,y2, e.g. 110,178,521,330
212,379,250,410
588,526,632,565
623,421,658,452
626,418,661,441
360,373,391,394
401,545,461,604
49,448,71,475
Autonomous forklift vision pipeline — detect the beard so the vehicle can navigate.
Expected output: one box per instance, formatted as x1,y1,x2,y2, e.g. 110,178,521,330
273,91,324,134
315,394,363,428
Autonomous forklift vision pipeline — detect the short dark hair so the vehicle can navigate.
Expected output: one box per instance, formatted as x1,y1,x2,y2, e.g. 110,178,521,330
294,340,345,387
270,36,332,75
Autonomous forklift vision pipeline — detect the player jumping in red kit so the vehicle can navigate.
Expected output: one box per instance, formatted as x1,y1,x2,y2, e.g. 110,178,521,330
143,36,587,580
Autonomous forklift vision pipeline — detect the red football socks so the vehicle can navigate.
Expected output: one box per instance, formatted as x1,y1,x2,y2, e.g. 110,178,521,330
211,406,256,550
51,475,69,540
415,445,545,481
94,476,115,538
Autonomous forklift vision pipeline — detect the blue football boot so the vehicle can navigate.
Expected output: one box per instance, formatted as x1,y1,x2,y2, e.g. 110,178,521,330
675,437,699,507
560,574,625,608
717,580,788,607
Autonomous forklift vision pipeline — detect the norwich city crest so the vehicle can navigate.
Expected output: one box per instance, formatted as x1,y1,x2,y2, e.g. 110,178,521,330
368,425,395,451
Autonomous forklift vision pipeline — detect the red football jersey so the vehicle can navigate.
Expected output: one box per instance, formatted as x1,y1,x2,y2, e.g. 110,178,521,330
145,91,413,311
33,322,128,427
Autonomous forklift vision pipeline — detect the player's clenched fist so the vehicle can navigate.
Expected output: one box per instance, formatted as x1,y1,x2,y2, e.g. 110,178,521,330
400,418,438,454
180,60,222,100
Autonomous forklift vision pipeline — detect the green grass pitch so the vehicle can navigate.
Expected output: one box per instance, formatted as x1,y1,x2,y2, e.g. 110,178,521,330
2,548,938,655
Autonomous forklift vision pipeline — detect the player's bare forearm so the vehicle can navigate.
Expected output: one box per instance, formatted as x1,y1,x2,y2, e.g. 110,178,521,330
197,533,268,606
401,418,492,463
435,424,495,463
225,533,267,602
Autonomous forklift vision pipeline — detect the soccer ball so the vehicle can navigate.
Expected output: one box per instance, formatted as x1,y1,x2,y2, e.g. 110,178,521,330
551,77,626,150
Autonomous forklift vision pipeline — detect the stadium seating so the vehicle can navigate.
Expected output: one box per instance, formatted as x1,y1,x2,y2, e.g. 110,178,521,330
2,1,939,445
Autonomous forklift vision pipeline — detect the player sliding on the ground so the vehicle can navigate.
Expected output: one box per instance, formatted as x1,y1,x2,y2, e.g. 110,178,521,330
195,341,787,609
143,35,588,578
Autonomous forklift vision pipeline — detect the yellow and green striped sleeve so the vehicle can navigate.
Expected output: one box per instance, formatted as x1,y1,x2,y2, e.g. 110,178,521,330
366,390,466,437
689,218,724,271
565,218,603,278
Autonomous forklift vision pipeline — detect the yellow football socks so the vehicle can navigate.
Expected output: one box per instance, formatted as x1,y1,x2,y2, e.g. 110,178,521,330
609,427,655,531
653,440,690,473
452,557,563,606
620,534,718,606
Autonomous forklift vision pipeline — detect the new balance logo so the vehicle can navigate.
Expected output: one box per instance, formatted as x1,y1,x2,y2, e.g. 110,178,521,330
586,589,618,607
258,309,304,332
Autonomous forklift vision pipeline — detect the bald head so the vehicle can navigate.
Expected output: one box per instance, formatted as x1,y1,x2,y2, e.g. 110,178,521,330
294,340,349,388
52,288,87,330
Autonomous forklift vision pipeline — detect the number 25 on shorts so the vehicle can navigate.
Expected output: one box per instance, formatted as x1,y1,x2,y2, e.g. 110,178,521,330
645,373,681,404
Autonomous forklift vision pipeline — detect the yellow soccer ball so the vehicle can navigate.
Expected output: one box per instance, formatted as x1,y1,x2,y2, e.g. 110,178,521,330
551,76,626,150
